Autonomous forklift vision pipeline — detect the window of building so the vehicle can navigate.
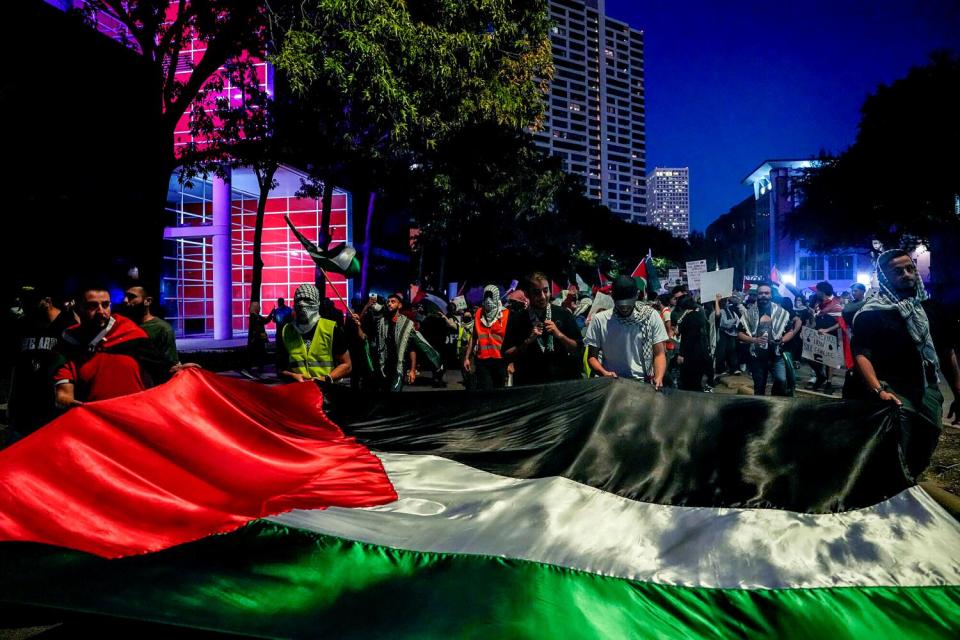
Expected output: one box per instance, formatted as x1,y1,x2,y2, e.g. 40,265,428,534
827,255,854,280
798,256,824,281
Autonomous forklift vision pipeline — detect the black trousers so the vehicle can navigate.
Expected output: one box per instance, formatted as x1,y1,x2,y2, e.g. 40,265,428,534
714,333,739,374
473,359,508,390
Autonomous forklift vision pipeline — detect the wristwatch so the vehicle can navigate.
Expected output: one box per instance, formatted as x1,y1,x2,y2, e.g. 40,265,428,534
871,384,885,396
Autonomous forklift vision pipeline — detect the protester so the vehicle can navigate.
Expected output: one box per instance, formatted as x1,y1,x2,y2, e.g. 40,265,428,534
584,275,667,387
53,285,167,407
778,297,803,394
280,284,351,384
713,293,741,377
661,288,685,386
810,281,843,392
842,283,867,329
848,250,946,479
464,285,510,389
272,297,294,372
345,297,373,389
738,283,798,396
362,292,442,391
121,284,183,377
246,301,273,378
503,272,582,386
455,305,476,388
5,291,76,442
675,295,712,391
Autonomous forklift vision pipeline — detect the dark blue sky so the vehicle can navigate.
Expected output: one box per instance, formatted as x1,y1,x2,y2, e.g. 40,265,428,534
604,0,959,232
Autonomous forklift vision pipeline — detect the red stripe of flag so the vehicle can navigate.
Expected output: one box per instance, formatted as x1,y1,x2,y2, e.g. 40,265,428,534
0,369,396,558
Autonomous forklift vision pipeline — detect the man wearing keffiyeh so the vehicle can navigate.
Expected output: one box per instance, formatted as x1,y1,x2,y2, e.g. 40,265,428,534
280,284,351,384
849,249,946,480
503,272,583,386
361,292,443,391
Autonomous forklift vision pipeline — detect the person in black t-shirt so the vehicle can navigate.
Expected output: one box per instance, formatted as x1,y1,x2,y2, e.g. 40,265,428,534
503,271,583,386
5,292,76,443
848,249,944,479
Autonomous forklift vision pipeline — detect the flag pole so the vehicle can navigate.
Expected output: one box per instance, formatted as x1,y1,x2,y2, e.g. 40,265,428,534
318,266,350,310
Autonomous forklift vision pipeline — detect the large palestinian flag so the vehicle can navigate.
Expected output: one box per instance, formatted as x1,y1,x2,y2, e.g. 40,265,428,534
1,370,959,638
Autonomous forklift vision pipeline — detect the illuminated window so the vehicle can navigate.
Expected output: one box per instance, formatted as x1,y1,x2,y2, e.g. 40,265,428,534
827,255,854,280
798,257,824,281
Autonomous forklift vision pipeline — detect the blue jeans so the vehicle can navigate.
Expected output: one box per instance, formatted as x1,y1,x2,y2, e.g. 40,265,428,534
750,352,787,396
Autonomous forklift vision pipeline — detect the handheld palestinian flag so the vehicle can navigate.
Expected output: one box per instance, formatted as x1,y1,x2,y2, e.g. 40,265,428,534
284,214,361,278
631,256,662,295
631,259,648,290
2,374,959,638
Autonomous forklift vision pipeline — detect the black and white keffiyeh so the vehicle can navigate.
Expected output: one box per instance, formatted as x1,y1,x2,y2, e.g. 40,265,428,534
529,304,554,353
855,249,939,371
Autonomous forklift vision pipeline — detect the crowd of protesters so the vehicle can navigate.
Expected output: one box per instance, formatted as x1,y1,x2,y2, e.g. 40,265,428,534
3,249,960,478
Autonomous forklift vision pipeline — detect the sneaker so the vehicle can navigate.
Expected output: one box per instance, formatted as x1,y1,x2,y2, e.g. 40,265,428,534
732,370,742,376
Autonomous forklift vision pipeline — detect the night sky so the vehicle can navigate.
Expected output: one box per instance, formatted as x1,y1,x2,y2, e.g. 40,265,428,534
605,0,960,232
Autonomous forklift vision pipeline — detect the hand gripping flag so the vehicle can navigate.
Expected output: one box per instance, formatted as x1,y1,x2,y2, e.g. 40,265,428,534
284,214,361,278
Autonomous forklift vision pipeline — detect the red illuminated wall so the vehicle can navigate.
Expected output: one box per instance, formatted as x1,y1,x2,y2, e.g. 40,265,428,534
171,185,350,336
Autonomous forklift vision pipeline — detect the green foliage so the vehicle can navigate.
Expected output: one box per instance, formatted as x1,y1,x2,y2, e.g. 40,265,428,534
786,52,960,250
78,1,268,165
404,121,687,284
271,0,552,145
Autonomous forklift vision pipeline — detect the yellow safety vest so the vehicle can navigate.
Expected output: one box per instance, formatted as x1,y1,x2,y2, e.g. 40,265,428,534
283,319,337,379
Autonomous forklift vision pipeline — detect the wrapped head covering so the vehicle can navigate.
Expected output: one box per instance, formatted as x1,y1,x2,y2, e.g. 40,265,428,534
480,285,503,327
293,284,321,335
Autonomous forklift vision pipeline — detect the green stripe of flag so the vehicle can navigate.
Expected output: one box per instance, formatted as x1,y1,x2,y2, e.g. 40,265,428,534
3,521,958,639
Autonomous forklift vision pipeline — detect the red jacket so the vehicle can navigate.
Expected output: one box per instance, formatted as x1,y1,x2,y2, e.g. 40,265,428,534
55,315,155,402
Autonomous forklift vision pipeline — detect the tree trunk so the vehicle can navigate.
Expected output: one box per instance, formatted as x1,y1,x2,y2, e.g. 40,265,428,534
360,190,376,295
249,166,277,306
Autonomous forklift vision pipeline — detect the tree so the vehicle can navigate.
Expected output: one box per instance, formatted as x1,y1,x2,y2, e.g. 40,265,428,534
77,1,268,286
786,52,960,250
269,0,553,272
182,57,281,306
404,120,687,286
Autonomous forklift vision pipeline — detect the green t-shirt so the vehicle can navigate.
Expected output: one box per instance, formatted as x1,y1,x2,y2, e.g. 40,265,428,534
141,317,179,368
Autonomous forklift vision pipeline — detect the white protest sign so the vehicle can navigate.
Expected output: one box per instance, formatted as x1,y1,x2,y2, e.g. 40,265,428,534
452,295,467,312
668,268,682,286
801,327,844,369
685,260,708,291
698,268,735,302
586,292,615,325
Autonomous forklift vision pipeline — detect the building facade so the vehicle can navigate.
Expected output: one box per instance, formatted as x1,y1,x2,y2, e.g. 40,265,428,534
49,0,353,340
646,167,690,238
533,0,647,223
162,167,352,339
741,160,873,293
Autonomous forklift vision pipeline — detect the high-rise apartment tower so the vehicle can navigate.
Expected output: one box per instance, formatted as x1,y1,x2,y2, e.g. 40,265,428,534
646,167,690,238
533,0,647,223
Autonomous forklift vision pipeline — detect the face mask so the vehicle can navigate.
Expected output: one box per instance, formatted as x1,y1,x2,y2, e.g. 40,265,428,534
483,298,497,313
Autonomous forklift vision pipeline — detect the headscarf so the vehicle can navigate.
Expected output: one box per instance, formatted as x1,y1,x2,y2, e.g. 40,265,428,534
480,285,503,327
292,284,321,335
855,249,938,370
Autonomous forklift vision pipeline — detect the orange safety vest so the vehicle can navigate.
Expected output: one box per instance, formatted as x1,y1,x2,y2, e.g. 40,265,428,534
474,309,510,360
